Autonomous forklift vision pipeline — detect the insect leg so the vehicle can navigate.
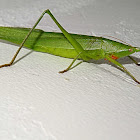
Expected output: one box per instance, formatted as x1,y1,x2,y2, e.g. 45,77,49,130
0,10,49,68
59,52,83,73
128,56,140,66
106,55,140,84
0,9,88,68
44,9,89,60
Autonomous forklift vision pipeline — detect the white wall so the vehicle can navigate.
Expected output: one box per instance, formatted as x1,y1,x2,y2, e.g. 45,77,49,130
0,0,140,140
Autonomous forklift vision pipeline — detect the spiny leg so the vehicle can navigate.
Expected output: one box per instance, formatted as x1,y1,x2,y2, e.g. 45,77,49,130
128,56,140,66
106,55,140,84
0,9,88,68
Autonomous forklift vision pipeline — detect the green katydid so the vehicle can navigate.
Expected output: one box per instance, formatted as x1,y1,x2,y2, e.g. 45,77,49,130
0,9,140,84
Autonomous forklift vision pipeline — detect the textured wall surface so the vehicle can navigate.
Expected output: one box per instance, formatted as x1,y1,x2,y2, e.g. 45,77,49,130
0,0,140,140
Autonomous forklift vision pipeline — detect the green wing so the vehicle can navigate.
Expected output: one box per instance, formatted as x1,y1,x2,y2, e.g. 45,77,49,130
0,27,139,59
0,26,95,58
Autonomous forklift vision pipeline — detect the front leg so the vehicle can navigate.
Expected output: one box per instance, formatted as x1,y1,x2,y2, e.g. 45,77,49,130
106,55,140,84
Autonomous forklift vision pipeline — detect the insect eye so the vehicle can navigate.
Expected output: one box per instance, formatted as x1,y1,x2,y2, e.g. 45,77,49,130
129,49,133,52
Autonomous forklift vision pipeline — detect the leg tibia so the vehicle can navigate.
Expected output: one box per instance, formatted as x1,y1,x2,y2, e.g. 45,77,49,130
106,55,140,84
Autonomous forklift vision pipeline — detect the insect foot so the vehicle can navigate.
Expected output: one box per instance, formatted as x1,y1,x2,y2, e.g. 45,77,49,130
0,63,11,68
59,69,68,73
